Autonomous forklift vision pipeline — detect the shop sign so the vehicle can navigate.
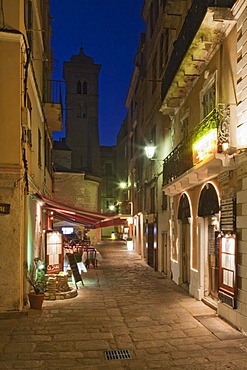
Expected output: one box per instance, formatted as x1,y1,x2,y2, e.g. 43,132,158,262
192,129,217,165
220,198,236,231
0,203,10,214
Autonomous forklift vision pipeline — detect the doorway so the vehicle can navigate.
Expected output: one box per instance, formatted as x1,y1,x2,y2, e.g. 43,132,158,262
178,194,191,286
198,183,220,300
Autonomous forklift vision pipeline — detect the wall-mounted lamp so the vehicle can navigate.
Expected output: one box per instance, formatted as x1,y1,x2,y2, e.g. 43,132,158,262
145,144,156,159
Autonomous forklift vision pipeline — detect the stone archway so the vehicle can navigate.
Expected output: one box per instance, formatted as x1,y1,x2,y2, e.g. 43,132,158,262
198,183,220,300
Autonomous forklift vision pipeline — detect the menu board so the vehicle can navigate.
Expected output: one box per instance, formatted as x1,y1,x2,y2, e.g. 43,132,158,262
219,233,237,301
46,231,63,273
66,253,83,286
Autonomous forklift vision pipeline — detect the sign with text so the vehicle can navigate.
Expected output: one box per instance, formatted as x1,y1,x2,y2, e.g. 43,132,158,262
46,231,63,273
220,198,236,231
193,129,217,165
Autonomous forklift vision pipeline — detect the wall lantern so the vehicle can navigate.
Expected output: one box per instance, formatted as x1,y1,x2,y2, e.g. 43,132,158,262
145,144,156,159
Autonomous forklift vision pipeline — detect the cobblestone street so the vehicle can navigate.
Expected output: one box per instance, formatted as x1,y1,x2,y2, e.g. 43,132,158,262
1,241,247,369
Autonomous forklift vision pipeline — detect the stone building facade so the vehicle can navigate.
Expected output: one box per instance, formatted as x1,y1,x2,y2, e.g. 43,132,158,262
0,0,62,311
126,0,247,333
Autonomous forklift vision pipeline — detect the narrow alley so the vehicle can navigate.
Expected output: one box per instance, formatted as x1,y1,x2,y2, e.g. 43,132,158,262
1,241,247,369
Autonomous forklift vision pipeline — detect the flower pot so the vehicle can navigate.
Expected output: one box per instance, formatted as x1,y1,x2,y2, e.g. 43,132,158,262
28,292,45,309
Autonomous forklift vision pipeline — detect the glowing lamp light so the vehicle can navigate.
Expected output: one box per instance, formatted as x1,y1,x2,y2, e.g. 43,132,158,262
109,205,115,211
119,182,127,189
145,144,156,159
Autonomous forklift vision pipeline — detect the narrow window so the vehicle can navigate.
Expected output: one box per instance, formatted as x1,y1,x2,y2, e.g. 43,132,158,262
77,81,81,94
202,83,216,117
152,53,157,92
38,128,42,167
83,81,87,95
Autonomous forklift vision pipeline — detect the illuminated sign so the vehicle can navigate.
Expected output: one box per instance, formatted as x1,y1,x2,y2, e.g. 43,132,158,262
193,129,217,165
62,227,74,235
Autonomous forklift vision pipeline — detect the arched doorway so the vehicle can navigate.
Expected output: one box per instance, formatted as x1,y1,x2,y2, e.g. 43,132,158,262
198,183,220,300
178,194,191,286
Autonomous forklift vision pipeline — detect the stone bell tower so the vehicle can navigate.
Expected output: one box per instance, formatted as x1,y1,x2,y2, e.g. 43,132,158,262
63,48,101,176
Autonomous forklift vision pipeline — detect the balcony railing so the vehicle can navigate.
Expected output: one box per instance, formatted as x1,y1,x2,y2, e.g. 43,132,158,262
163,107,230,186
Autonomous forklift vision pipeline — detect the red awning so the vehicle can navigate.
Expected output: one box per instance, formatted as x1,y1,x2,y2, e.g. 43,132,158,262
35,194,126,229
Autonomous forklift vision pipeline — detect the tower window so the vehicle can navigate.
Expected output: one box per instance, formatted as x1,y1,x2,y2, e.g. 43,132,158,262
77,81,81,94
83,81,87,95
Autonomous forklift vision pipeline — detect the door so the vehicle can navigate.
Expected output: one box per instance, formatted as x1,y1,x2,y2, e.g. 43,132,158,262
147,223,154,267
182,223,190,284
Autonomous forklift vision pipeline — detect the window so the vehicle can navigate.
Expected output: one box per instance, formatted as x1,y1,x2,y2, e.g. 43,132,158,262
38,128,42,168
105,163,112,176
152,53,157,92
77,81,81,94
24,0,33,52
159,29,169,75
76,104,81,118
83,81,87,95
44,132,52,173
150,187,155,213
181,116,189,141
82,102,87,118
151,125,156,147
202,82,216,117
150,3,154,37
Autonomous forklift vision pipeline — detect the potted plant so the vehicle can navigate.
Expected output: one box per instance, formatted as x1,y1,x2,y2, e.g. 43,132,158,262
27,258,46,309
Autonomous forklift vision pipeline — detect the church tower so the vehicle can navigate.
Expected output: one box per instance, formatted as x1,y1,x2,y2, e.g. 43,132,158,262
63,48,101,176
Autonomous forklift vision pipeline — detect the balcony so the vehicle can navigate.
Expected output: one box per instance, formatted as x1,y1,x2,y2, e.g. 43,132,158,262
160,0,236,114
43,80,63,133
162,107,230,195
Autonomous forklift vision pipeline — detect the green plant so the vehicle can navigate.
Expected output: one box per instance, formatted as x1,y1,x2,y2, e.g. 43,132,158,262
27,258,46,294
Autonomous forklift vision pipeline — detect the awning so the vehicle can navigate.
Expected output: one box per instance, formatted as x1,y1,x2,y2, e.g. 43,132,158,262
35,194,126,229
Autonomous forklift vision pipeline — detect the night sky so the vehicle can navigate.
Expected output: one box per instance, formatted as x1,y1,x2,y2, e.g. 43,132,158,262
50,0,145,146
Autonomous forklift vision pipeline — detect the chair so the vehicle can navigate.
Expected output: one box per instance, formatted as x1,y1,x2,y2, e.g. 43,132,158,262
85,248,97,268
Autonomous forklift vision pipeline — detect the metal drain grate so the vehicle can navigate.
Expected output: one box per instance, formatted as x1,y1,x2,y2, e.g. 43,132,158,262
104,349,131,360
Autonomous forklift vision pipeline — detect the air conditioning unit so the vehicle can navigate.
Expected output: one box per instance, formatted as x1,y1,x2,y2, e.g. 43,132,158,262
21,107,31,129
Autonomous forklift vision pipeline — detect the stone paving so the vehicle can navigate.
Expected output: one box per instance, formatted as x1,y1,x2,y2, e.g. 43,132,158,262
1,241,247,369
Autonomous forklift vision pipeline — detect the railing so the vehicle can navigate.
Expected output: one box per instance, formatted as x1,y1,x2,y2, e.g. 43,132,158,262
43,79,63,106
163,109,220,185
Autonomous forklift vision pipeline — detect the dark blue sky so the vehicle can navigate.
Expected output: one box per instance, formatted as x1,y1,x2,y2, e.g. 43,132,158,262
50,0,145,146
